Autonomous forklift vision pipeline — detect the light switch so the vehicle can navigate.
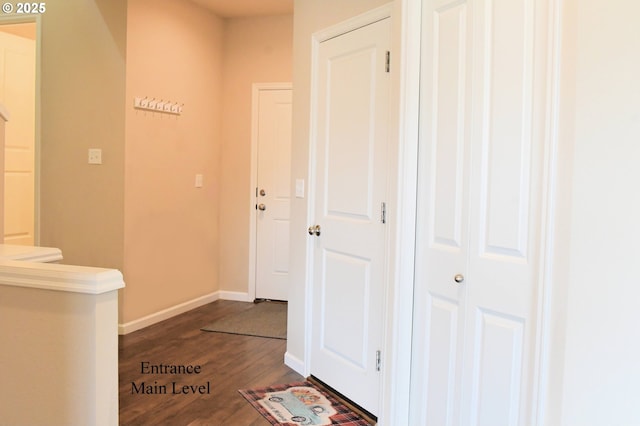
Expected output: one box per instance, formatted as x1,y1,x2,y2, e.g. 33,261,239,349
88,149,102,165
195,174,203,188
295,179,305,198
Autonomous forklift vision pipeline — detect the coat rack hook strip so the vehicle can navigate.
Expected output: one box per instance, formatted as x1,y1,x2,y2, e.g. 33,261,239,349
133,96,182,115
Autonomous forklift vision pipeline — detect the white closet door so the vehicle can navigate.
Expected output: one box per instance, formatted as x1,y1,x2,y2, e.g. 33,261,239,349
410,0,550,424
410,1,473,424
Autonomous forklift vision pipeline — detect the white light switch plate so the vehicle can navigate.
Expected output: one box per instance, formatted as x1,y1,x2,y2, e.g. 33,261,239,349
88,149,102,165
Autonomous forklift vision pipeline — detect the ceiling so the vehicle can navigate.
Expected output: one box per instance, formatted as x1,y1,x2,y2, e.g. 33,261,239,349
189,0,293,18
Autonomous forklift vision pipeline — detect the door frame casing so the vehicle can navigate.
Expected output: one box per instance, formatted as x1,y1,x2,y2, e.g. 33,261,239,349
0,14,42,245
379,0,421,424
248,82,293,301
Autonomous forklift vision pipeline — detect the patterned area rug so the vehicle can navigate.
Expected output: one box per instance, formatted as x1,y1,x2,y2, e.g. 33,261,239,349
239,381,374,426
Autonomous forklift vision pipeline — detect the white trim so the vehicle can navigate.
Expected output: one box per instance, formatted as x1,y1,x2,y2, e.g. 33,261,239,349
34,15,42,245
533,0,563,424
380,0,421,425
284,351,305,376
305,30,321,379
248,82,293,302
118,291,219,335
218,290,253,302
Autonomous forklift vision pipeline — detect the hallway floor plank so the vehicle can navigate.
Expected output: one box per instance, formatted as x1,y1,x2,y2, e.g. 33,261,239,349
119,300,302,425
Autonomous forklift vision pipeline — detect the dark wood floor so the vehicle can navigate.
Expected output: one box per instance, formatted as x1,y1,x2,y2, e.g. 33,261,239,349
119,300,303,425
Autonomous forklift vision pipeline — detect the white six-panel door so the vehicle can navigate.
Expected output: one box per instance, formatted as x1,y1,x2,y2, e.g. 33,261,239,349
410,0,550,424
310,17,391,415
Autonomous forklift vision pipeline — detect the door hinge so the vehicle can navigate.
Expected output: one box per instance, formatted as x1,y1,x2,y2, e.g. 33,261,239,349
376,350,382,372
381,202,387,224
385,51,391,73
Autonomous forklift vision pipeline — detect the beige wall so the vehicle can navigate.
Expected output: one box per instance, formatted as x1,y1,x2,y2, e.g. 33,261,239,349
122,0,224,323
36,0,293,325
219,15,293,295
0,284,120,425
39,0,127,270
287,0,391,367
552,0,640,424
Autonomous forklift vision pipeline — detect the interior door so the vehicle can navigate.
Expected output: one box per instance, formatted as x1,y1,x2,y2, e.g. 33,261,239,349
255,87,292,301
410,0,549,424
0,29,36,245
309,17,391,415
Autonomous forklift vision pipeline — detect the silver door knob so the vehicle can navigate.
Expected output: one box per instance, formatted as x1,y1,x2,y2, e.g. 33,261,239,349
307,225,321,236
258,203,266,211
454,274,465,283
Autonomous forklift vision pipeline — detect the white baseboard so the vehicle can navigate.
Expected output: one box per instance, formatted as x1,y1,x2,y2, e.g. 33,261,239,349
119,291,219,335
218,290,252,302
284,351,306,376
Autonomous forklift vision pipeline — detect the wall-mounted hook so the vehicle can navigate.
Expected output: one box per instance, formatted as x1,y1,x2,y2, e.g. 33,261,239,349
134,96,183,116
